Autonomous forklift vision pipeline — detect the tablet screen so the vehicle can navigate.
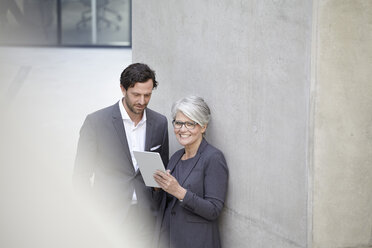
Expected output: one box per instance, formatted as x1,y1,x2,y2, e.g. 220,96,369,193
133,151,165,187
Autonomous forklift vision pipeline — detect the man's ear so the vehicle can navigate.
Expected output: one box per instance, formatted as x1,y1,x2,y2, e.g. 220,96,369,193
120,84,126,96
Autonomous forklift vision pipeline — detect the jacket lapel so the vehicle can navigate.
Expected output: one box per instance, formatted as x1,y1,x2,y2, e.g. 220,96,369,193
112,102,134,169
169,139,209,209
144,110,153,152
167,150,183,172
132,109,153,177
181,155,202,186
173,139,209,186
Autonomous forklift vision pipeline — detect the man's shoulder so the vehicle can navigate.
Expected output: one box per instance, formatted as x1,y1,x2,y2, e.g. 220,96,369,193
146,108,167,122
87,102,118,119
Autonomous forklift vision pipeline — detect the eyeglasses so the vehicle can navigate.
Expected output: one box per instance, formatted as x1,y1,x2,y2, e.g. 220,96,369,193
172,120,198,130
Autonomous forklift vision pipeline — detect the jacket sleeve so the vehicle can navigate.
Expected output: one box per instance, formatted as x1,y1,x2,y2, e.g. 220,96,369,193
180,151,229,221
72,115,97,196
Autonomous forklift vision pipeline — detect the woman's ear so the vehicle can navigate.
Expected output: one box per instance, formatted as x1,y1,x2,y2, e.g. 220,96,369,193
201,124,208,134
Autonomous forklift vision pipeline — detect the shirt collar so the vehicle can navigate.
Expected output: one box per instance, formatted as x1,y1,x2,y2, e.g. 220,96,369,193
119,98,147,124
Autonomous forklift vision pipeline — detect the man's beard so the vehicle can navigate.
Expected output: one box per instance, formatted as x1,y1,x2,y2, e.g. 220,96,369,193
124,97,146,115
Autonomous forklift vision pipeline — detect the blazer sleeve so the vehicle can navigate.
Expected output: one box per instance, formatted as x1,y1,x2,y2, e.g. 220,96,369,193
180,150,229,221
72,115,97,195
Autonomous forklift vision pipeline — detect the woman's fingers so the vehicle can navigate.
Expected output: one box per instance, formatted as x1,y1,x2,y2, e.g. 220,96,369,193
154,173,166,183
153,170,170,188
153,170,181,194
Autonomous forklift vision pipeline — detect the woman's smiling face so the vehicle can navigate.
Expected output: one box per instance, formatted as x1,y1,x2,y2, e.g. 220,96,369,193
173,111,206,149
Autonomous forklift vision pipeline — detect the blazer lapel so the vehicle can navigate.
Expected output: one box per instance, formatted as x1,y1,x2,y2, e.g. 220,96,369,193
179,154,202,186
144,109,153,152
132,109,153,177
112,102,133,167
179,139,208,186
169,139,209,186
168,151,183,173
169,140,208,210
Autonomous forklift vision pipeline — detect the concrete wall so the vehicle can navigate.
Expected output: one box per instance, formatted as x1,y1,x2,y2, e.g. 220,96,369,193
312,1,372,247
133,1,312,247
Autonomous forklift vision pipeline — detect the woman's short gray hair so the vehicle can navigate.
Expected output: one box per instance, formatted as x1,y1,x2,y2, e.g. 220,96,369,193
171,95,211,127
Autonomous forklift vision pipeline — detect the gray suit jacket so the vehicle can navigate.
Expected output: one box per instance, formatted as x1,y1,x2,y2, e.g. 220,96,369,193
73,101,169,219
154,139,228,248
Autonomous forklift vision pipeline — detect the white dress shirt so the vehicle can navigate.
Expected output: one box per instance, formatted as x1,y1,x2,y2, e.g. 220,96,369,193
119,98,147,203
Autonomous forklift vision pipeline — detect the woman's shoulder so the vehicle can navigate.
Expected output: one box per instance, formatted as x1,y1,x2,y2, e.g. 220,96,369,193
202,140,225,157
202,142,229,171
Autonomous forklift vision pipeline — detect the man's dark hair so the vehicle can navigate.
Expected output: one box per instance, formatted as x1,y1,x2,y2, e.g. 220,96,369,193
120,63,158,90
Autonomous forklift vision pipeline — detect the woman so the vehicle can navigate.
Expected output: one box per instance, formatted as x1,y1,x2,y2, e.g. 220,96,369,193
153,96,229,248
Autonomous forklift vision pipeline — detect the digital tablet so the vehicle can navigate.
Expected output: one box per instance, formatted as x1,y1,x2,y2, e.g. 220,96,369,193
133,151,166,187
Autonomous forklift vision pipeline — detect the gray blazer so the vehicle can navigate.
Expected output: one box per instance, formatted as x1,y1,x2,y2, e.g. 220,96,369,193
154,138,228,248
73,101,169,218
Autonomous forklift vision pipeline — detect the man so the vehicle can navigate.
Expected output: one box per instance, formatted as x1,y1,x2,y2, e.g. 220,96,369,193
73,63,169,247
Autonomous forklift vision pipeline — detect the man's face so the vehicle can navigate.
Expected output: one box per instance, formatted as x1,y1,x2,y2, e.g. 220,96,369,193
121,79,153,116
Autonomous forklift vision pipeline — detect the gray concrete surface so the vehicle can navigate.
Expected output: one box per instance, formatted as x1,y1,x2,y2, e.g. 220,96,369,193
133,1,312,247
311,1,372,247
133,1,372,248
